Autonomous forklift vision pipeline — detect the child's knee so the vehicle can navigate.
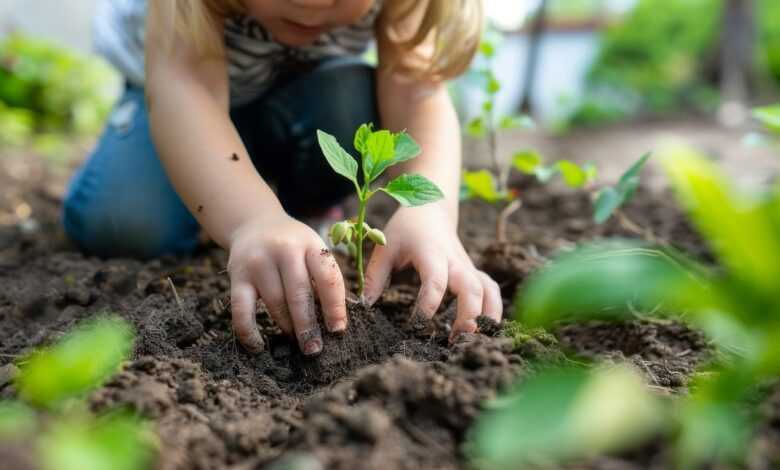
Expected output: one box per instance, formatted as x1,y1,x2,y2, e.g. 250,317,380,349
62,193,197,259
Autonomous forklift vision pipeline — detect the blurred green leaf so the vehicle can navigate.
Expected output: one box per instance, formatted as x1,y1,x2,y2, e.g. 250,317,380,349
512,150,543,174
16,316,133,409
466,117,486,138
753,104,780,134
487,75,501,95
0,401,36,438
616,152,651,200
593,187,622,224
660,145,780,297
499,114,535,130
518,241,710,328
462,170,505,203
472,365,663,468
674,368,756,468
41,412,153,470
555,160,590,188
479,40,496,59
592,153,650,224
0,34,120,140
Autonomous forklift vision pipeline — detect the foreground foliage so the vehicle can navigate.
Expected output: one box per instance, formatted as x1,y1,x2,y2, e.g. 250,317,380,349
473,142,780,467
0,316,152,470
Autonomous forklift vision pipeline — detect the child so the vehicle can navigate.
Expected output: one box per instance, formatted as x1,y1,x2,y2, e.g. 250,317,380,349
64,0,502,356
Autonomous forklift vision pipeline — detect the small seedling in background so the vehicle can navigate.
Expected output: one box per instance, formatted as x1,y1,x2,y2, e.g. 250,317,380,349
317,124,444,297
744,103,780,148
0,316,153,470
461,35,603,242
475,144,780,467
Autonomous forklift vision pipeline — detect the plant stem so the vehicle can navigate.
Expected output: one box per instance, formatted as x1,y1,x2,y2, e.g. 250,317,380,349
496,198,522,243
356,189,368,298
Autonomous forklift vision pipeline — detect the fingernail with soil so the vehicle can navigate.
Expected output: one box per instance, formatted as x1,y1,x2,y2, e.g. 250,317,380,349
327,319,347,333
303,338,322,355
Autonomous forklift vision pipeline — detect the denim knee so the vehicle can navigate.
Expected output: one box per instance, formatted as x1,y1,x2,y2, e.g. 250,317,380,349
62,188,199,259
62,86,200,259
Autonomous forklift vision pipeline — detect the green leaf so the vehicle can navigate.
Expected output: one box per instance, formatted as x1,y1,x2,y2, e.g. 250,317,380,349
466,117,486,138
487,75,501,95
583,162,598,182
16,316,134,408
616,152,651,201
362,130,421,183
593,187,623,224
499,114,535,130
363,129,395,182
381,174,444,207
512,150,543,174
517,241,710,328
659,145,780,297
317,130,359,186
674,369,755,468
392,132,421,162
482,101,493,113
0,401,36,438
592,153,648,224
555,160,589,188
753,104,780,134
479,40,496,58
472,365,662,468
462,170,504,203
41,412,153,470
353,122,373,154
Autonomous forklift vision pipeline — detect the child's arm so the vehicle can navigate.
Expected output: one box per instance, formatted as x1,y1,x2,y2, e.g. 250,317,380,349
363,29,503,340
145,3,346,355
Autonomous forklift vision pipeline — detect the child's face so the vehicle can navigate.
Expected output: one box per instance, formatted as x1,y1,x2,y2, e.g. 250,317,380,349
244,0,376,47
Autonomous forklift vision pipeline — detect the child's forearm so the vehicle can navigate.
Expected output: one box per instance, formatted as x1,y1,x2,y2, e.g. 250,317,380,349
147,76,286,249
378,77,462,225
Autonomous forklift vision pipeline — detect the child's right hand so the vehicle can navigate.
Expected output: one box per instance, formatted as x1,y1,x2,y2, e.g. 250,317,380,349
227,213,348,356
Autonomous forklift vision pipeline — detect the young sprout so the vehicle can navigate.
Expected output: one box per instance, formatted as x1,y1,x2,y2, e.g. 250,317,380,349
461,35,598,242
744,104,780,149
592,153,651,224
317,124,444,297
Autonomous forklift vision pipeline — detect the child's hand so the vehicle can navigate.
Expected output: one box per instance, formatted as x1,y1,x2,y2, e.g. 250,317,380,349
363,205,502,341
227,213,347,355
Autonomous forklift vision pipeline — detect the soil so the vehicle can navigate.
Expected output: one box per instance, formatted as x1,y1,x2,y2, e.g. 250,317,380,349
1,151,778,470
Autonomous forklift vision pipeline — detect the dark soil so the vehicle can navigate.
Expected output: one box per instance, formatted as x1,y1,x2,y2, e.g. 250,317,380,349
1,158,776,469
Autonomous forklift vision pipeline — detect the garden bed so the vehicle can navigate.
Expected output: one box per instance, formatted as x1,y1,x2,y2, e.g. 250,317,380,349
1,155,779,469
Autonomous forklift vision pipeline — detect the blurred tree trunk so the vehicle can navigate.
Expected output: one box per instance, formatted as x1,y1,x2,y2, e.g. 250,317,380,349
718,0,754,125
519,0,549,114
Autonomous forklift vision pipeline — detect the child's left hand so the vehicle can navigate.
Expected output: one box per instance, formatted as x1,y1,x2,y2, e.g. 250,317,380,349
363,204,502,341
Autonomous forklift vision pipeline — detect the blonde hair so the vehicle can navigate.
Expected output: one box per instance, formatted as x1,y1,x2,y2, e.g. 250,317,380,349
171,0,483,81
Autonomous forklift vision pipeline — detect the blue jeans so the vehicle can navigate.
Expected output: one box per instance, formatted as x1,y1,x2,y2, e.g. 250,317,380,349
63,61,378,259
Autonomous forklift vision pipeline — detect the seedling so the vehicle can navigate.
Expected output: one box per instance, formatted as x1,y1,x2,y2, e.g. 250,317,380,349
317,124,444,297
744,103,780,148
474,144,780,467
462,36,600,242
593,153,650,227
0,316,152,470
